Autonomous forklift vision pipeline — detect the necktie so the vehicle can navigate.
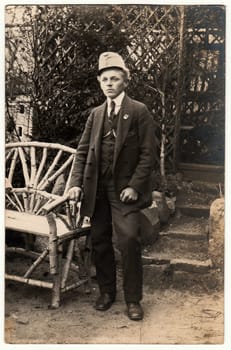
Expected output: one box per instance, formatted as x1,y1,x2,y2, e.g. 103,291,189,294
109,100,116,123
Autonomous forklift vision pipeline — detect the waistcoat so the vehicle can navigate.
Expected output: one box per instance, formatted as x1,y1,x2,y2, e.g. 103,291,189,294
100,110,119,176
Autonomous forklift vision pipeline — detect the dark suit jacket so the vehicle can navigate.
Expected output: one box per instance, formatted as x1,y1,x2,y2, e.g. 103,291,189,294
69,94,156,217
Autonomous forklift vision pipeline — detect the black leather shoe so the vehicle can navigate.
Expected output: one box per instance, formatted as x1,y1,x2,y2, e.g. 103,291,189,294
95,293,115,311
127,302,144,321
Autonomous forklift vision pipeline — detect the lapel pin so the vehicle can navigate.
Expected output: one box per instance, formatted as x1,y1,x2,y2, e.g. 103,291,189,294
123,114,129,120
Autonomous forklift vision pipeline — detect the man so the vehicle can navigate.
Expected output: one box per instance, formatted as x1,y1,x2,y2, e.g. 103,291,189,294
68,52,156,321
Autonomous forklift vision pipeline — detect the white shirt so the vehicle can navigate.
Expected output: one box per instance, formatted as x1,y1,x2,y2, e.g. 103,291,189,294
107,91,125,117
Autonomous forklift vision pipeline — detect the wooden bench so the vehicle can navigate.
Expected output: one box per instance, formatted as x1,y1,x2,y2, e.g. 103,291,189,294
5,141,91,308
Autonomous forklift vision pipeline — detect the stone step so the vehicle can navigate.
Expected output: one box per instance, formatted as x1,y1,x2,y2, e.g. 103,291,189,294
170,258,212,272
159,229,208,241
142,259,215,292
163,214,208,233
151,235,208,256
176,204,210,218
170,270,222,291
177,163,224,185
147,214,209,256
142,255,211,272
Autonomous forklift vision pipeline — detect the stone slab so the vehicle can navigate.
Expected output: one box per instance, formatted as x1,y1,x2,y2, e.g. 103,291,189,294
170,258,213,273
176,205,210,218
159,229,208,241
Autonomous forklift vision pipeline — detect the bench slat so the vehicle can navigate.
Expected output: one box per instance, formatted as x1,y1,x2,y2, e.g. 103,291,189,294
5,210,90,238
33,147,47,188
6,141,76,154
8,148,18,184
30,146,37,187
38,154,74,191
18,147,30,186
40,149,63,185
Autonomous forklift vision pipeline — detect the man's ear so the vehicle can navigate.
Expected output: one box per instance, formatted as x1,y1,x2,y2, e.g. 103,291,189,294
124,80,129,88
97,75,101,83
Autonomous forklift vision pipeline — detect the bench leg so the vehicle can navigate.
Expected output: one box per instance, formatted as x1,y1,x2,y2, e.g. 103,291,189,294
51,243,63,309
47,212,63,308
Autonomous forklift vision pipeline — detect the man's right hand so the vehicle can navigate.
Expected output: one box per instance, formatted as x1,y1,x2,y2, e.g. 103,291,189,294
68,186,83,202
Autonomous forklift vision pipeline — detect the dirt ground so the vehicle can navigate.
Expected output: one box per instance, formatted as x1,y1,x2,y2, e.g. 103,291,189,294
4,269,224,345
4,183,225,345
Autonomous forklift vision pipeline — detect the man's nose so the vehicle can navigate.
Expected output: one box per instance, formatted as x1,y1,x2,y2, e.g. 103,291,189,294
106,80,112,86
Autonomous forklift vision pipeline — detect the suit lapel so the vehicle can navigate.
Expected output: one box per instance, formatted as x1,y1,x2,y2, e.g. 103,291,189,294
113,95,133,171
93,101,107,163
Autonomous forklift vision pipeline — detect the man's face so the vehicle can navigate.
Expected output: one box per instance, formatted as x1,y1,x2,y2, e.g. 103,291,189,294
98,69,128,99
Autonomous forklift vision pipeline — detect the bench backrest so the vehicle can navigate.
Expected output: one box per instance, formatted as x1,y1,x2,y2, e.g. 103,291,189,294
5,141,76,215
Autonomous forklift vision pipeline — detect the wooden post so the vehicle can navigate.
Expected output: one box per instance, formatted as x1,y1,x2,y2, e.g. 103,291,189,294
51,242,63,309
173,5,185,171
61,240,74,289
46,212,62,308
46,212,58,275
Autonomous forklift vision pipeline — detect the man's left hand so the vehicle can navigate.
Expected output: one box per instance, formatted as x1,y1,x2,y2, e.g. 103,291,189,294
120,187,138,203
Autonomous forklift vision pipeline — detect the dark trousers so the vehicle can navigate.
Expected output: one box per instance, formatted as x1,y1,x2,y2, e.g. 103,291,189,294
91,173,143,303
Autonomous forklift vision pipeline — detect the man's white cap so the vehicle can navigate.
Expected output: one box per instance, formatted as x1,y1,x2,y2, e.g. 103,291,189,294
98,52,130,78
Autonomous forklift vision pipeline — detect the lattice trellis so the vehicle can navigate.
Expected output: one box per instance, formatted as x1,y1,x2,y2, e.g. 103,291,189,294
6,5,225,170
180,5,225,165
98,5,184,171
118,6,183,170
